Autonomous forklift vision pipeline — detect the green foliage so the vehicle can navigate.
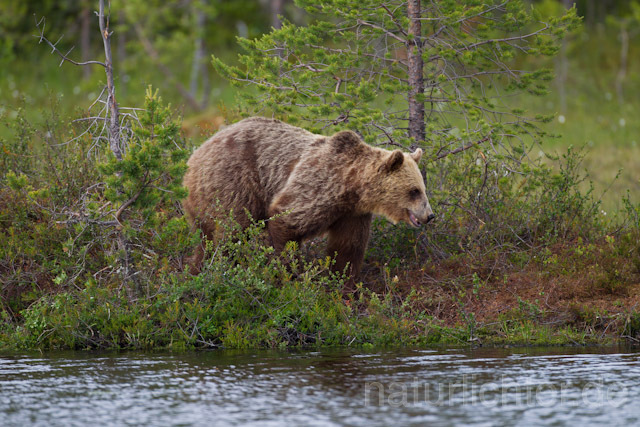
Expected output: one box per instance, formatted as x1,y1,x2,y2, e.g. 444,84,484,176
367,217,420,270
99,87,188,219
3,216,450,350
95,88,194,287
214,0,578,144
0,100,102,317
213,0,589,263
0,88,192,319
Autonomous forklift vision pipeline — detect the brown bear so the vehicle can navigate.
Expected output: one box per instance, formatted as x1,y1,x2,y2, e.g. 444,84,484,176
183,117,434,281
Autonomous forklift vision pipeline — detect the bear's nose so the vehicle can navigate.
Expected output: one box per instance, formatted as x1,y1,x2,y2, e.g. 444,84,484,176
426,213,435,223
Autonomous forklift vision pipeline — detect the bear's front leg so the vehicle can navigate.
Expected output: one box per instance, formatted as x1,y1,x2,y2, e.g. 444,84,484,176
327,214,372,290
267,214,304,255
268,187,338,254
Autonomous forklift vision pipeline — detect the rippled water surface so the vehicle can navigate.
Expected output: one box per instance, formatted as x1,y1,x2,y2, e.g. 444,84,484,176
1,346,639,426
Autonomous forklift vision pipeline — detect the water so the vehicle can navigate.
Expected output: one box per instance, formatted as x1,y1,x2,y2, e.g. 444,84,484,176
1,346,639,426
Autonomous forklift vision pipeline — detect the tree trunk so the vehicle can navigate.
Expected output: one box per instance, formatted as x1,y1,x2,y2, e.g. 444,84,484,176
98,0,135,290
200,61,211,108
616,25,628,106
190,1,207,104
98,0,122,161
271,0,284,30
586,0,595,27
407,0,425,143
133,23,202,112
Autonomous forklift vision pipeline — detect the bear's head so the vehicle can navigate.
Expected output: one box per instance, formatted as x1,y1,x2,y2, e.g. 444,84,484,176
370,148,434,228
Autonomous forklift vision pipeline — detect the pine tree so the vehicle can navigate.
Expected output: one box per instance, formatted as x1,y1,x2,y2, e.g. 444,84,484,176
213,0,578,153
212,0,581,254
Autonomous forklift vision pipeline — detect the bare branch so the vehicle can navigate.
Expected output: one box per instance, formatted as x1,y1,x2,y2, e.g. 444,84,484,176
407,0,425,142
371,123,404,148
34,15,106,68
435,135,492,161
356,19,406,43
98,0,123,161
379,4,408,38
115,184,146,225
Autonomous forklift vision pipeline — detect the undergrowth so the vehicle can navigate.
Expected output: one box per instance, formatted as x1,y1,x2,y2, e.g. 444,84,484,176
2,91,640,351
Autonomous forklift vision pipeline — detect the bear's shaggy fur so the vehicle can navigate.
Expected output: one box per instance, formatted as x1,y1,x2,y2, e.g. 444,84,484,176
183,117,434,281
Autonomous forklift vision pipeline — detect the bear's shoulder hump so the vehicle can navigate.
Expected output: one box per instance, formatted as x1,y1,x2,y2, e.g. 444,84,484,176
330,130,365,155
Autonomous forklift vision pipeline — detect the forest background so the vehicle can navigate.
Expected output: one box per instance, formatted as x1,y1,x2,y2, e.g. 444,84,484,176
2,0,638,210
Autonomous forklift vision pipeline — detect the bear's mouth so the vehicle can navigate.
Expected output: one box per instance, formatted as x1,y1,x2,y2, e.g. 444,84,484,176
408,210,421,227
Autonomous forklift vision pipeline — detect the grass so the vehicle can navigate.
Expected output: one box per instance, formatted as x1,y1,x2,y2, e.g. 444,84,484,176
519,29,640,214
0,53,238,142
526,93,640,215
353,228,640,348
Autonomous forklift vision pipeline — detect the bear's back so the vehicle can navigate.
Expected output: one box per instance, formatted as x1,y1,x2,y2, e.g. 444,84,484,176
184,117,323,222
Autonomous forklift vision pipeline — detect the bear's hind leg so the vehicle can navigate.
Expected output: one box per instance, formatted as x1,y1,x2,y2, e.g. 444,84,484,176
185,214,220,274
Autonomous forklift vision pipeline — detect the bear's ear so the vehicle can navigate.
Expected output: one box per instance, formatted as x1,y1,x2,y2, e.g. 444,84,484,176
384,150,404,173
411,148,423,163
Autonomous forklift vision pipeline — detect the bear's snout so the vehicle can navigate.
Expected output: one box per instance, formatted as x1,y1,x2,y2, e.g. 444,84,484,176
416,200,434,225
407,205,434,228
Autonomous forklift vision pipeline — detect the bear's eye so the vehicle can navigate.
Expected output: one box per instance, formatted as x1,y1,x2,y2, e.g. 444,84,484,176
409,188,421,200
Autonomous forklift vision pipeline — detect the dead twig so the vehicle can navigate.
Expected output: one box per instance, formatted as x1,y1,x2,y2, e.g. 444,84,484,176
435,135,492,161
34,16,106,68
